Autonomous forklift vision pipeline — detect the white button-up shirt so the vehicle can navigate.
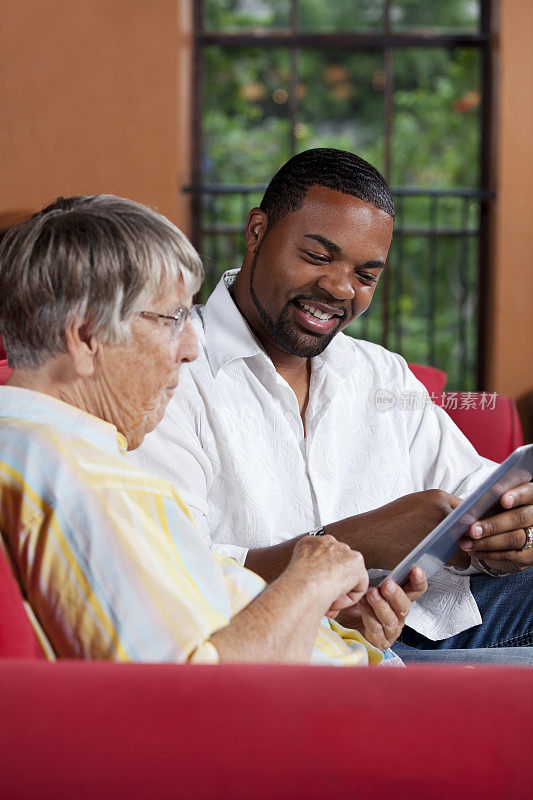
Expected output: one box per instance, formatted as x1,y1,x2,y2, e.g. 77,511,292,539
132,270,496,640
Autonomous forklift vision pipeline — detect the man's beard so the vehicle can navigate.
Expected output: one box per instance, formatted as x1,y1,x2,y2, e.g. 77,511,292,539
249,252,345,358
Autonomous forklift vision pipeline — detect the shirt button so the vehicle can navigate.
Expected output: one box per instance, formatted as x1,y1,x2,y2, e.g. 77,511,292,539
284,410,294,421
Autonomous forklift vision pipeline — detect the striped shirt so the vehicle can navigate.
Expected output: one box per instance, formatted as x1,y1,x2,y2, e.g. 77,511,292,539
0,387,391,666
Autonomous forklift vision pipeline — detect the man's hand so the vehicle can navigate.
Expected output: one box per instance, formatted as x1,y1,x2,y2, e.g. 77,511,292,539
459,481,533,573
332,489,463,571
336,566,428,649
286,534,369,615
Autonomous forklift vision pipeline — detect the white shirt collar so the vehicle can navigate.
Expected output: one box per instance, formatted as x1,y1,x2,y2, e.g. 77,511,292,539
201,270,265,377
200,269,355,380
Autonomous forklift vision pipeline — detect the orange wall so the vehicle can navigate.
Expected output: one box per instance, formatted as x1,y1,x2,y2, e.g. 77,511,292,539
487,0,533,416
0,0,192,230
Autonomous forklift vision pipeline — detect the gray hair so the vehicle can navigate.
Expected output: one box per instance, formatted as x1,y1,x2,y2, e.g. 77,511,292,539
0,195,204,368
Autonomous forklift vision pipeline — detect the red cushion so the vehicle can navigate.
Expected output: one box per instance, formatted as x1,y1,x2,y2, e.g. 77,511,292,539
446,392,524,463
408,363,523,462
408,362,447,396
0,359,12,384
0,661,531,799
0,543,45,658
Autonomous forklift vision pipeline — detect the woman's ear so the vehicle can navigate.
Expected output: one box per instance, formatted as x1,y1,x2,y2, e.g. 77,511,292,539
64,320,99,378
245,208,269,255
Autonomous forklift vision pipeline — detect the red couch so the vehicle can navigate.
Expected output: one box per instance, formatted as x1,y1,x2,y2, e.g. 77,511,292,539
0,355,531,799
1,657,532,800
408,363,524,463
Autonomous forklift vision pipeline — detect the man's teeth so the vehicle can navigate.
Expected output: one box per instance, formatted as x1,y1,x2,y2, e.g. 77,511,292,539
300,302,334,321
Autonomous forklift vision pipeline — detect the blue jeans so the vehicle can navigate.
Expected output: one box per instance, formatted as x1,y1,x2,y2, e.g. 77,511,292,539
393,642,533,664
392,568,533,662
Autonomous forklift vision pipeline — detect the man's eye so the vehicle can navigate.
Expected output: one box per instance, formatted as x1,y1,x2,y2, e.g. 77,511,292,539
358,273,379,284
302,250,329,264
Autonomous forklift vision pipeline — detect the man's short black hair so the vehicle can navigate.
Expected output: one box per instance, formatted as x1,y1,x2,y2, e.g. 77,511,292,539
260,148,394,228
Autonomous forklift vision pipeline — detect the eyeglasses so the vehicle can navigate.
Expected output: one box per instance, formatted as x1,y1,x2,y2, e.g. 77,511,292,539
137,306,190,339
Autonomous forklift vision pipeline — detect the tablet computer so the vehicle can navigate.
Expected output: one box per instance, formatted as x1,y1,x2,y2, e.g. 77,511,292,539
383,443,533,588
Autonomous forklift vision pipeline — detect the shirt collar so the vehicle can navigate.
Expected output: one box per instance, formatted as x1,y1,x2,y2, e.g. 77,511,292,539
201,270,266,377
0,386,127,456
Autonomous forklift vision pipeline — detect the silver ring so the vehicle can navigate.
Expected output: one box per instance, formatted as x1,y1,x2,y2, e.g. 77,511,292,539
521,526,533,550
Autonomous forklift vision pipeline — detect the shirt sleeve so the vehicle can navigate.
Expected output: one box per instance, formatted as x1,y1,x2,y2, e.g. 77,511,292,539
129,392,214,547
378,357,497,638
130,384,251,567
397,358,497,496
212,542,249,566
188,641,220,664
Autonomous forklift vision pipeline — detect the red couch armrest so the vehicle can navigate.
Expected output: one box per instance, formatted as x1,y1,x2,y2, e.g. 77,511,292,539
0,332,11,380
408,362,447,397
445,393,524,462
408,362,524,461
0,541,46,658
0,660,531,800
0,359,12,384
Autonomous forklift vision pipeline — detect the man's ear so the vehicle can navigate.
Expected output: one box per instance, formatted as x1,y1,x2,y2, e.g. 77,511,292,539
64,320,99,378
245,208,269,255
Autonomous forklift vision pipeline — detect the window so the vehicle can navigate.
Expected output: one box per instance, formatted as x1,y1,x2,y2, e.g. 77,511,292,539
190,0,493,389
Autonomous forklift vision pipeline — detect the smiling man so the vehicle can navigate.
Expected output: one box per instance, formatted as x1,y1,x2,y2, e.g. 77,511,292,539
133,149,533,658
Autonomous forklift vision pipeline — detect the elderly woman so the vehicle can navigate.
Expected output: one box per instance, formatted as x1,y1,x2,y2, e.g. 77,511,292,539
0,195,422,665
